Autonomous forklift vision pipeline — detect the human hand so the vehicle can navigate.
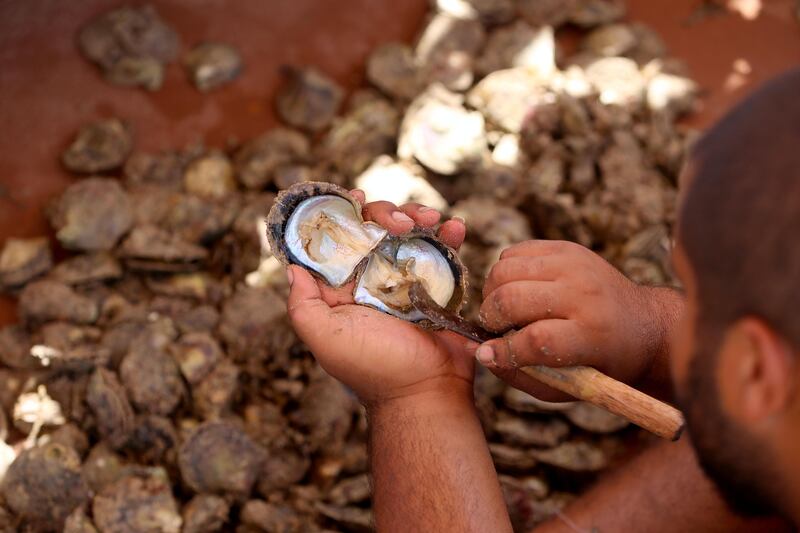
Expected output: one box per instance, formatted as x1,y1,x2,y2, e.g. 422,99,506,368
286,192,473,408
474,240,683,401
312,190,466,306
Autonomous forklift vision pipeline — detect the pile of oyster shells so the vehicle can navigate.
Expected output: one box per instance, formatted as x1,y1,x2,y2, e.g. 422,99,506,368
0,1,697,531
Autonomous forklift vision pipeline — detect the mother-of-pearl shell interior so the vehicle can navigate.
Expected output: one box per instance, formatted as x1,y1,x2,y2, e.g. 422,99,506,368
284,194,457,320
284,195,387,287
354,238,455,320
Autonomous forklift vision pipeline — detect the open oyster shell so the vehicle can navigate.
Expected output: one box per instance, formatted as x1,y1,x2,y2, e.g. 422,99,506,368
353,231,462,321
267,182,387,288
267,182,467,321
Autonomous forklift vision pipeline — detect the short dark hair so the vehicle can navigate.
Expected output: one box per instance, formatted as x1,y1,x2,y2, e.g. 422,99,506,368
679,68,800,350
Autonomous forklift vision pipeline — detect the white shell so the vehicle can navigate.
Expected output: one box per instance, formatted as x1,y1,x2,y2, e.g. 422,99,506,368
354,238,455,320
398,85,487,175
284,195,387,287
354,156,448,212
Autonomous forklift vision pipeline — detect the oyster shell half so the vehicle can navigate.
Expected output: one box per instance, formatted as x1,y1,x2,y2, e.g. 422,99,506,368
268,183,387,287
354,236,457,321
267,182,466,321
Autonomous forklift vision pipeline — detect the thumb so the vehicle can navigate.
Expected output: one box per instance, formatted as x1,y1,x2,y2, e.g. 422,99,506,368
434,330,478,360
286,265,334,344
432,330,477,380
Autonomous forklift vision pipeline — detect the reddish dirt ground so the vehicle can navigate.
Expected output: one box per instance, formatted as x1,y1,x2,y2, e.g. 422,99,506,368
1,0,799,324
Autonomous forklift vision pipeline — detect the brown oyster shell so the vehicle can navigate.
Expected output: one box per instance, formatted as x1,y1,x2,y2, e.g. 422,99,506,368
178,420,266,496
63,506,97,533
182,494,230,533
117,225,208,272
234,128,310,190
366,43,423,101
564,401,629,433
275,66,344,132
49,177,134,252
18,279,99,326
61,118,133,174
1,442,90,531
183,42,242,92
86,367,135,449
320,97,400,178
0,237,52,289
49,252,123,286
78,5,179,91
92,466,182,533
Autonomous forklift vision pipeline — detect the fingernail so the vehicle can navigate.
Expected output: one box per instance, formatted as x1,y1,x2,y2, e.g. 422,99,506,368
391,211,413,224
286,267,294,287
452,216,466,224
475,344,495,365
418,206,434,213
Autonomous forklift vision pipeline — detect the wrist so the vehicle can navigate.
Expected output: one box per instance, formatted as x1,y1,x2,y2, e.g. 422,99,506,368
636,285,684,396
364,377,474,419
641,286,684,357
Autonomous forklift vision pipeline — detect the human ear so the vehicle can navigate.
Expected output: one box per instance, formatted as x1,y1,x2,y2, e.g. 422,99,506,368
717,317,794,424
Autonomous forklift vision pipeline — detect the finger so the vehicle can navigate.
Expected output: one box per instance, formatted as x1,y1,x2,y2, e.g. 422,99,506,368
483,255,562,299
350,189,366,205
480,281,569,332
490,366,575,402
318,280,356,307
362,200,414,235
400,202,441,227
436,218,467,250
286,266,338,347
500,240,573,260
475,319,587,371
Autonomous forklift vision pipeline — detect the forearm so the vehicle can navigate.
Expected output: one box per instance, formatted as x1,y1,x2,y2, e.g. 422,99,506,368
534,437,791,533
368,388,512,533
637,286,685,400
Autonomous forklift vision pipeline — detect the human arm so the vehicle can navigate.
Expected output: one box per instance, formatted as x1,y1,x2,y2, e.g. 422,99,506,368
288,263,512,533
369,388,511,533
475,240,685,401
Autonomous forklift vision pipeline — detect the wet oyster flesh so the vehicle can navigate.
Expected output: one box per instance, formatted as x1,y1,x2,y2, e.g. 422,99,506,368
354,239,455,320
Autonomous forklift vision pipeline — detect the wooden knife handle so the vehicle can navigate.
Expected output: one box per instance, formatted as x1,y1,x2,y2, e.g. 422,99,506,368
408,281,685,440
521,365,685,440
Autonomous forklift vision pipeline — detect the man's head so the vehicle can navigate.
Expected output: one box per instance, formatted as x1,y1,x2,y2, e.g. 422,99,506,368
672,68,800,521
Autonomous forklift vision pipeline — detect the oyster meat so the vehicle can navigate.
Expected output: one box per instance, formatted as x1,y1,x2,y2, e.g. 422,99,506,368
281,194,387,287
354,238,456,321
268,182,466,320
